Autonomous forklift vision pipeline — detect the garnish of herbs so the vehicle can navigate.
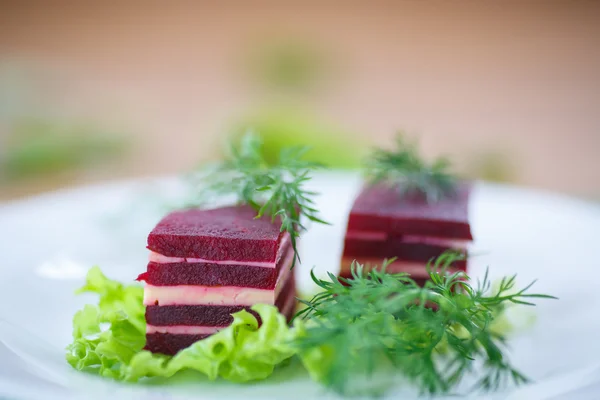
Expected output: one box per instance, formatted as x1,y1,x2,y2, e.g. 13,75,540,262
364,133,457,203
294,251,557,396
187,131,329,266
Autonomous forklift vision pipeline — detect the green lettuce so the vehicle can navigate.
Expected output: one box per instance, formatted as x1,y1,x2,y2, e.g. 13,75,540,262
66,267,299,383
66,267,145,379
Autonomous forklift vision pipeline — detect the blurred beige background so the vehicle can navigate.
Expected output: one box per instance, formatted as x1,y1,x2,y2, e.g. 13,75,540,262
1,1,599,200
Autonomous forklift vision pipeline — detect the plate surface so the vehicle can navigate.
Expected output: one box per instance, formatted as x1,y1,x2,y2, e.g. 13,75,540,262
1,172,599,400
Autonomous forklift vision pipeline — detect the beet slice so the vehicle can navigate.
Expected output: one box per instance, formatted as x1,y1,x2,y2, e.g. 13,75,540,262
342,236,467,266
146,305,248,327
144,333,211,355
337,271,431,288
346,182,473,239
339,257,466,278
147,205,283,262
139,262,278,289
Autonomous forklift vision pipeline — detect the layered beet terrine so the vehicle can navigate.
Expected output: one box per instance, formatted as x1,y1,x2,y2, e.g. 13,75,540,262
341,182,473,283
137,205,296,355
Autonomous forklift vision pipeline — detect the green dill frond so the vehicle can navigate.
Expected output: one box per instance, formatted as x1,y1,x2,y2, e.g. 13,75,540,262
364,133,457,203
294,252,556,396
189,131,328,266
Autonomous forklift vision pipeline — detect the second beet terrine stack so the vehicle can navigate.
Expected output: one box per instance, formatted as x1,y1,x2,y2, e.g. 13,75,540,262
341,182,473,283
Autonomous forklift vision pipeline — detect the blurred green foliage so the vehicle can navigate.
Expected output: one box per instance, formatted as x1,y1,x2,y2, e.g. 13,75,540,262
229,110,367,168
235,38,361,168
247,40,328,92
1,117,128,180
468,151,518,183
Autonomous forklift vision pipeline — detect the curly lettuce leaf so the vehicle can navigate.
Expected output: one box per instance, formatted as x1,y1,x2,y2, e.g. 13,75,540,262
75,266,145,332
67,267,299,383
66,267,146,378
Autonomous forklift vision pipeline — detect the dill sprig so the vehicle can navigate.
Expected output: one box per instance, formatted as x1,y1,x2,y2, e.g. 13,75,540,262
189,131,328,266
364,134,456,203
294,252,556,396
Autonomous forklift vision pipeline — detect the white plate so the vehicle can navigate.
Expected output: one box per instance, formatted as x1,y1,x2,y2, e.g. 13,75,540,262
1,172,599,400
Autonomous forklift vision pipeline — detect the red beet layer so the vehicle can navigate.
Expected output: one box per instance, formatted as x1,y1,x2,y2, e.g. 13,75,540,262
147,305,250,327
346,182,473,239
340,257,466,274
147,205,284,262
145,333,211,355
338,272,431,287
144,302,297,355
138,242,292,289
342,238,467,268
145,277,296,327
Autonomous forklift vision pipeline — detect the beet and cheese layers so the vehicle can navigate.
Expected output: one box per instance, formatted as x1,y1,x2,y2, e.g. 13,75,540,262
137,205,296,355
341,182,473,284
